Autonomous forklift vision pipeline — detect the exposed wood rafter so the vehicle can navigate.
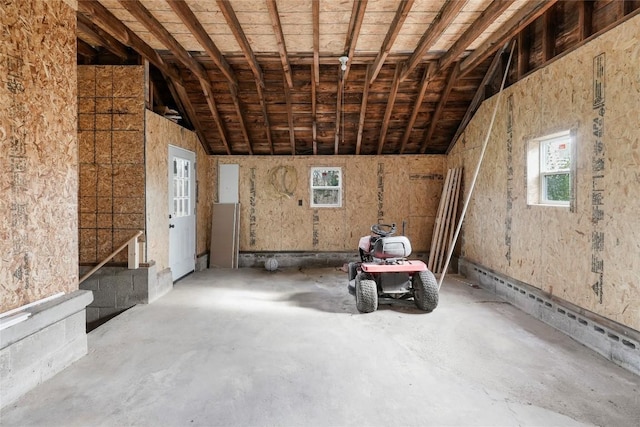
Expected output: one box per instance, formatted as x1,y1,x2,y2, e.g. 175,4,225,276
447,43,511,154
118,0,235,154
266,0,293,89
76,0,213,153
421,63,459,154
77,13,129,60
399,62,434,154
77,39,98,59
343,0,368,81
438,0,516,74
334,66,345,155
459,0,558,77
517,28,530,79
578,1,594,42
312,0,320,85
283,73,296,155
256,82,274,155
542,6,556,62
311,64,317,155
217,0,265,88
400,1,466,82
377,65,402,155
167,0,237,86
370,0,414,84
355,65,372,156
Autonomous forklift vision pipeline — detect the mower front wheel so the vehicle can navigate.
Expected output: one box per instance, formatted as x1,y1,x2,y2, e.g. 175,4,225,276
412,270,439,312
355,274,378,313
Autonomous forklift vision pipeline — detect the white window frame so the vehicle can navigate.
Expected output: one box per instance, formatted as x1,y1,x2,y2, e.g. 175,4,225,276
310,167,342,208
527,130,574,208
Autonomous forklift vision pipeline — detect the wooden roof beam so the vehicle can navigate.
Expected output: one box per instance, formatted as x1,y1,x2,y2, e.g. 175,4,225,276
312,0,320,85
459,0,558,77
283,73,296,155
334,66,345,155
118,0,235,154
578,1,594,42
267,0,293,89
76,1,215,153
355,65,372,155
256,82,274,155
342,0,368,81
167,0,237,86
420,63,459,154
399,62,434,154
377,65,402,154
217,0,265,88
542,6,556,62
77,13,129,60
77,39,98,59
77,1,179,81
400,1,466,82
311,64,318,155
369,0,414,84
447,43,510,154
118,0,210,81
167,74,214,155
437,0,516,74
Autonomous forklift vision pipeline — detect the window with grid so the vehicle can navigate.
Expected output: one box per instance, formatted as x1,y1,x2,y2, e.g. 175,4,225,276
310,167,342,208
527,131,574,207
173,158,191,217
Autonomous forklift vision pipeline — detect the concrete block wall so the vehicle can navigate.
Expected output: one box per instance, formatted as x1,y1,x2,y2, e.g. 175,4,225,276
79,262,171,323
0,291,93,408
459,258,640,376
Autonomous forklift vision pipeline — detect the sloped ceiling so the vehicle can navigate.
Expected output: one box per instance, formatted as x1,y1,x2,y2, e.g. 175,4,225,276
76,0,638,155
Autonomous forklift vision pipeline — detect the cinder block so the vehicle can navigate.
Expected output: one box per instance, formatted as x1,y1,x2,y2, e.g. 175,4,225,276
99,274,133,290
80,277,99,291
85,307,100,323
0,347,12,378
90,289,116,308
99,307,123,318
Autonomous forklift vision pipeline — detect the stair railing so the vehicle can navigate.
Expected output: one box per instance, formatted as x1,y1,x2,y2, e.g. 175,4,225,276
78,230,143,285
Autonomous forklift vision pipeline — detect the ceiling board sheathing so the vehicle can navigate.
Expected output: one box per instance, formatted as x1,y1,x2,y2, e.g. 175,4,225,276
79,0,638,155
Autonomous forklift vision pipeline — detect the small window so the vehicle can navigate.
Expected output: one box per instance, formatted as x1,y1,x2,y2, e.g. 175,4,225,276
310,167,342,208
527,131,574,207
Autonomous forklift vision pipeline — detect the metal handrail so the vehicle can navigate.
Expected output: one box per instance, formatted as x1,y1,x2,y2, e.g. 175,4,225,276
78,230,143,285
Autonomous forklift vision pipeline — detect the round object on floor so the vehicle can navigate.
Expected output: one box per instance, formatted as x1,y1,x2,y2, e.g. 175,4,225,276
265,257,278,271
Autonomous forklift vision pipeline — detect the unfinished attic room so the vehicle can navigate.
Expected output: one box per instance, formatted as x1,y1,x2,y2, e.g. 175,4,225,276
2,0,640,424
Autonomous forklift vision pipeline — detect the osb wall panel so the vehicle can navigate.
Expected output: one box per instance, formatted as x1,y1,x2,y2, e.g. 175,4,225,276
448,14,640,331
145,110,209,272
0,0,78,312
216,155,445,253
77,65,145,264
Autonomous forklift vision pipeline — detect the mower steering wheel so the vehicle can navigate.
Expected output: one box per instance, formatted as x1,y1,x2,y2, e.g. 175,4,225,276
371,223,396,237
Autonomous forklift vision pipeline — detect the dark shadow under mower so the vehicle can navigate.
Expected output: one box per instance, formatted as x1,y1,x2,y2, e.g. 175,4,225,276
347,223,439,313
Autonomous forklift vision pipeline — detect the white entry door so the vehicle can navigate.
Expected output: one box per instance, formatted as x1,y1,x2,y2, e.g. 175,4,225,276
168,145,196,281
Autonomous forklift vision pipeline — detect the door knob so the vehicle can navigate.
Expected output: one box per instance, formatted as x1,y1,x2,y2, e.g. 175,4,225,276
169,224,175,229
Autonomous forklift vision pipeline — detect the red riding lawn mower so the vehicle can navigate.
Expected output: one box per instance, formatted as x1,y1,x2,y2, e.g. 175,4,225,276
348,223,439,313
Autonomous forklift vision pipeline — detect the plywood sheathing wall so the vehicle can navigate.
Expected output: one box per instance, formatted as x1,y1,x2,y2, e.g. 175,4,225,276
448,14,640,331
145,110,211,272
0,0,77,312
77,65,145,264
216,156,445,253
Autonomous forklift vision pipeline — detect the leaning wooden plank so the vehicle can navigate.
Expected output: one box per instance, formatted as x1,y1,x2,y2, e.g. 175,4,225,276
435,168,457,273
428,169,453,271
445,168,463,270
437,168,461,273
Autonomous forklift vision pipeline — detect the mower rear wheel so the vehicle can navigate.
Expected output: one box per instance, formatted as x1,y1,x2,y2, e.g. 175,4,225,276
355,274,378,313
412,270,438,312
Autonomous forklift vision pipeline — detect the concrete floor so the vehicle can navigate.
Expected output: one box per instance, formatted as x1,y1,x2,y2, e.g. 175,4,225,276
2,268,639,427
